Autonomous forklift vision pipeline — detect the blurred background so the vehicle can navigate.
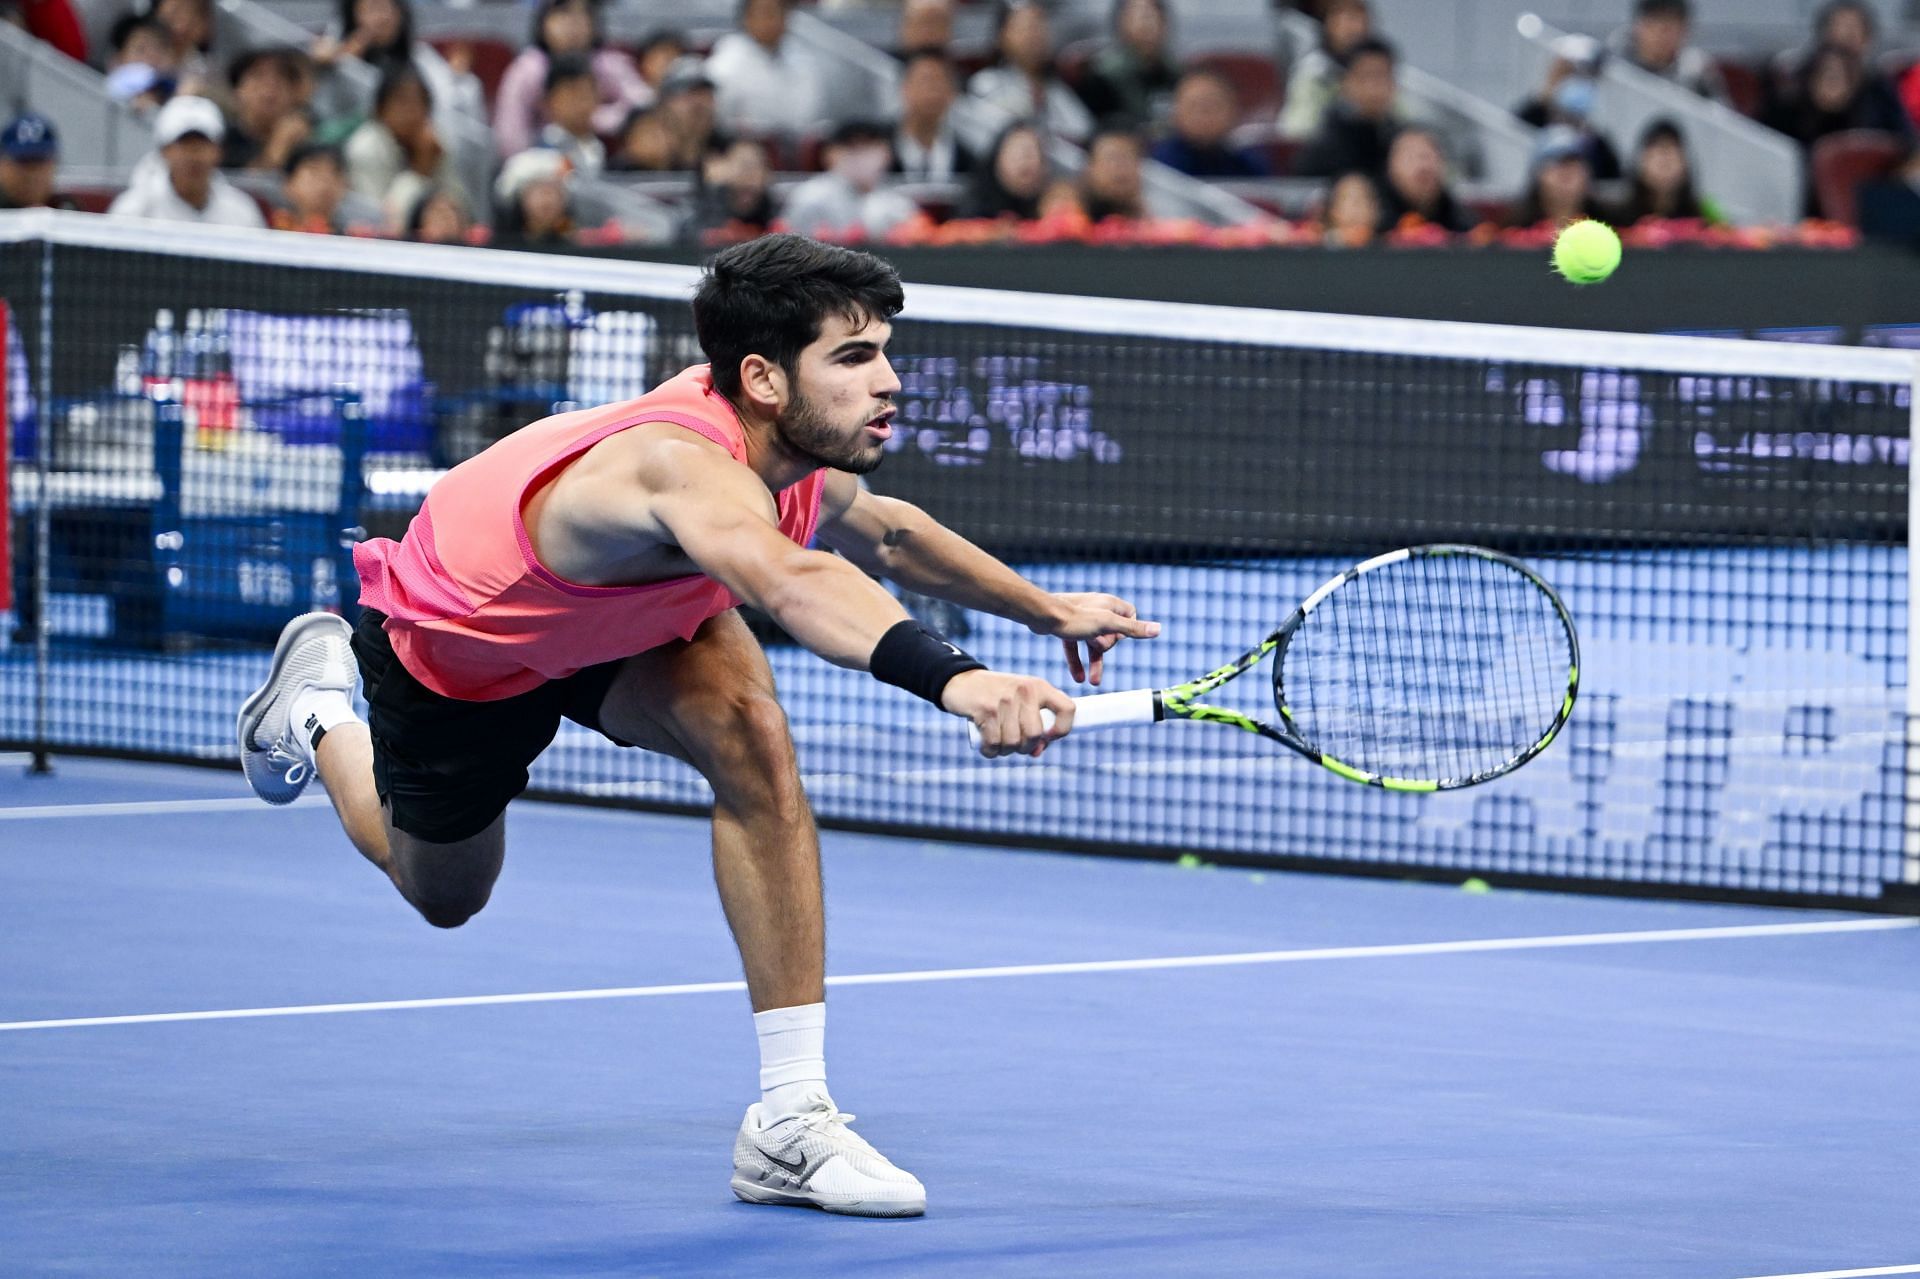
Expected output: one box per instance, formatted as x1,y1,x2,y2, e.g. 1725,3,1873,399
3,0,1919,329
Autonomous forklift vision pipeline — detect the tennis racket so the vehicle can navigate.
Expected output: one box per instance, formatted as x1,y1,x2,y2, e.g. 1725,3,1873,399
970,545,1579,792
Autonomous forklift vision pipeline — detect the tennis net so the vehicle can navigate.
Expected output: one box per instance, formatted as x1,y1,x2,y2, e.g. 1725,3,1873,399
3,210,1916,911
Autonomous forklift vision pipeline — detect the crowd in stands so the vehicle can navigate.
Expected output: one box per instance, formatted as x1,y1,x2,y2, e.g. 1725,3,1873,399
2,0,1918,250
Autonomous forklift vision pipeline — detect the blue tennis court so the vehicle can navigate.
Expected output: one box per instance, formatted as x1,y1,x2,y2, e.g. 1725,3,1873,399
3,755,1916,1279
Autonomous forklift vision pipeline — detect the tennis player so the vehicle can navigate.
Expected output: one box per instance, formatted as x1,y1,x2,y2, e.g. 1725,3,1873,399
235,233,1157,1217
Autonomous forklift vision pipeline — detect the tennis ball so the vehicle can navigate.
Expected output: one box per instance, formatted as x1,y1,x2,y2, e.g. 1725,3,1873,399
1551,219,1621,284
1176,853,1204,870
1461,877,1492,894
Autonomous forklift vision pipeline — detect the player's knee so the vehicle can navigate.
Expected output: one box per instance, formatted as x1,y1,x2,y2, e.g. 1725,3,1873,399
413,888,489,929
705,693,803,812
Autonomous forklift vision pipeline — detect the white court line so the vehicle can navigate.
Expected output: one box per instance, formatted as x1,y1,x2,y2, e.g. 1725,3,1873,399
0,796,329,820
1735,1259,1920,1267
0,917,1910,1033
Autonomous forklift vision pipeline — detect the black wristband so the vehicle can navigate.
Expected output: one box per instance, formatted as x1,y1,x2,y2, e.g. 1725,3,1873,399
869,620,985,707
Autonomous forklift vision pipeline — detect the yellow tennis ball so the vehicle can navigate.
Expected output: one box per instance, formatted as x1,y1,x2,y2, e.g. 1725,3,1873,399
1552,219,1621,284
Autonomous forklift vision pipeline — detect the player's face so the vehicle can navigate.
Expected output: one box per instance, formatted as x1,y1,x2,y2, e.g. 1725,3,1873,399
777,313,900,476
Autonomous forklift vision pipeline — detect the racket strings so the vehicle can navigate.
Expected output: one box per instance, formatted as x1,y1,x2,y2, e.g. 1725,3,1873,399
1282,553,1572,782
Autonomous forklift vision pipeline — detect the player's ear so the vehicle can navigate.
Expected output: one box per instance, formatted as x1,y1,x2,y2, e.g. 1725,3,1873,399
738,354,788,415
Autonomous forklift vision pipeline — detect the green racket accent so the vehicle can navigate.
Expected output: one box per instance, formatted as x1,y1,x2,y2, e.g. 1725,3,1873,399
1321,758,1372,785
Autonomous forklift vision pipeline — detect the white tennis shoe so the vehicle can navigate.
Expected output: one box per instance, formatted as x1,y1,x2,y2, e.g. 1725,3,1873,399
237,611,356,805
731,1095,926,1217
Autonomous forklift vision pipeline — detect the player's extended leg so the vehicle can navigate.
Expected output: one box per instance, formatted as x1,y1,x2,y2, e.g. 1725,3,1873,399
238,612,503,929
593,610,925,1217
593,609,823,1013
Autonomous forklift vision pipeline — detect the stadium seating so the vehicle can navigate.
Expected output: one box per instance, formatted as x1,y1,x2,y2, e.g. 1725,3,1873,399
1811,129,1909,225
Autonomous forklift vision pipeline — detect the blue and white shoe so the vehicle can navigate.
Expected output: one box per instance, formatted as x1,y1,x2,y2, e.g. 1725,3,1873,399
731,1094,926,1217
237,612,356,805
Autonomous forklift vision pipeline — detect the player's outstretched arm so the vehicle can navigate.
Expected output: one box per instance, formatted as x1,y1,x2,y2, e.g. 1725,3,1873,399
814,473,1160,685
648,441,1073,756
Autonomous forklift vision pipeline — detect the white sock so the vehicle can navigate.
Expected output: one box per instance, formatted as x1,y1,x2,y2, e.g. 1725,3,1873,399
288,686,357,759
755,1002,827,1118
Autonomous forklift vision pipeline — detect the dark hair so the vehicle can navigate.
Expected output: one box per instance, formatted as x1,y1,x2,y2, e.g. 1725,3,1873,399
738,0,786,18
228,47,302,90
109,13,164,54
544,52,595,96
1816,0,1875,39
901,48,957,80
1088,122,1145,152
337,0,414,62
827,118,892,148
373,62,432,115
1108,0,1167,34
530,0,602,55
693,233,905,399
405,183,466,236
1178,65,1239,101
1339,36,1396,71
283,141,344,178
1634,0,1689,19
636,28,687,62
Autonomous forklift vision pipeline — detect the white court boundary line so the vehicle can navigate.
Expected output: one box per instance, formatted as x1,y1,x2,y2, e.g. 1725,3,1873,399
1735,1259,1920,1267
0,917,1910,1033
0,796,330,820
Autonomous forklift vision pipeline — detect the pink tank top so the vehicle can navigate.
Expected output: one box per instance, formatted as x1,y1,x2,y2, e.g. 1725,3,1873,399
354,365,826,701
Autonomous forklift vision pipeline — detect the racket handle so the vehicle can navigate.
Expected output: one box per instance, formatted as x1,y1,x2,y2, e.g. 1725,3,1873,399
964,689,1159,752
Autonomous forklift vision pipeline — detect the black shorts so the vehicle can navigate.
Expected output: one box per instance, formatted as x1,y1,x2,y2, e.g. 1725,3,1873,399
352,608,629,845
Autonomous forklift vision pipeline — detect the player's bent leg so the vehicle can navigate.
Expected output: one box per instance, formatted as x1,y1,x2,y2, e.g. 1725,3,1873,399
380,814,506,930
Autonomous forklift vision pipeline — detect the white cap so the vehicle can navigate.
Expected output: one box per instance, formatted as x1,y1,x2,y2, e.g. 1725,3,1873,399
154,95,225,146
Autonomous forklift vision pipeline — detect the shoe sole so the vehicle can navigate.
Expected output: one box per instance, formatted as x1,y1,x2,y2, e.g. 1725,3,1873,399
237,612,353,805
730,1176,924,1218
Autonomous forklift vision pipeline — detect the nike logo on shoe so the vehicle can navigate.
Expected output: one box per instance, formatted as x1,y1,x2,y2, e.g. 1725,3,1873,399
757,1144,811,1181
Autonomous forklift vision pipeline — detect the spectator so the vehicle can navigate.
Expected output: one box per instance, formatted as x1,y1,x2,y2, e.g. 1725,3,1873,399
957,121,1048,219
1152,68,1270,177
494,147,575,248
1608,0,1726,103
656,56,731,169
1374,125,1472,232
311,0,485,137
1612,118,1721,223
223,48,312,174
780,120,918,240
967,1,1095,144
492,0,650,161
894,0,953,59
104,15,178,113
0,113,75,211
1076,0,1180,129
705,0,826,138
404,184,476,244
534,55,607,178
148,0,214,95
1323,171,1380,245
1295,37,1399,179
1770,4,1909,141
893,50,974,181
634,30,687,96
1,0,87,63
107,95,265,227
272,143,353,234
343,63,465,224
1080,125,1146,221
1278,0,1375,141
1767,44,1916,215
1904,63,1920,134
1514,35,1622,180
693,137,779,237
1506,126,1610,227
611,106,678,172
1037,177,1088,221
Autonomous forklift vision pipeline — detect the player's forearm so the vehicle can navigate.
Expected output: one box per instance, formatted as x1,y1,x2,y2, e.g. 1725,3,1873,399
755,549,917,670
869,509,1062,633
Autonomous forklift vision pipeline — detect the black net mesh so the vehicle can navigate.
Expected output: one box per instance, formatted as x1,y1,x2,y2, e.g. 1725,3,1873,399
2,224,1914,909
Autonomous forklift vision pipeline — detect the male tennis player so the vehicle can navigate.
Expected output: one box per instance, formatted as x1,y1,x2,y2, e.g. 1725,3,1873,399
236,233,1157,1217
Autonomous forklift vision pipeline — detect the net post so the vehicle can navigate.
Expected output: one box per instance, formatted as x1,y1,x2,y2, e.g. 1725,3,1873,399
1905,353,1920,895
28,239,53,775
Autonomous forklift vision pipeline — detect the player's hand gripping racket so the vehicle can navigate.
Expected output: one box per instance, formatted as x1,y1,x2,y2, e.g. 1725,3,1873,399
969,545,1578,791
